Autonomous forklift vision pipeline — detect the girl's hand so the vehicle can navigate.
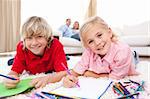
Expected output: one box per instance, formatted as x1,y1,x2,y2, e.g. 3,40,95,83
30,75,51,89
63,75,78,88
3,75,20,89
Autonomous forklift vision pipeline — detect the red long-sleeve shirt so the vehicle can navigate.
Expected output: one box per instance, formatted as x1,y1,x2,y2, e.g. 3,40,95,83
12,38,67,74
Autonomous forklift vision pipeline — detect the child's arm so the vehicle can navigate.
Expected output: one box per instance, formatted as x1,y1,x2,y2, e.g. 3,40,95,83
3,70,20,89
30,71,67,88
83,70,109,78
31,70,80,88
69,69,81,77
8,70,19,76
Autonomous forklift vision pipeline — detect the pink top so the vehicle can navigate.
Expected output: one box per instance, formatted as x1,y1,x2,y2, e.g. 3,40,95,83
73,41,137,79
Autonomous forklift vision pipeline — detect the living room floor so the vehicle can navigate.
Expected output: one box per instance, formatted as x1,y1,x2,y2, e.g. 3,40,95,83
0,55,149,75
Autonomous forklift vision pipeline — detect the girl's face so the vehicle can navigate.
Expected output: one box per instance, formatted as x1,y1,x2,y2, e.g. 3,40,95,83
84,25,112,56
25,36,47,56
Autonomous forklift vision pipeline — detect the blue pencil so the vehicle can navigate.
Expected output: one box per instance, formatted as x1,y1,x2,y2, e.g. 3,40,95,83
129,79,140,85
98,81,113,99
61,63,80,87
0,73,17,80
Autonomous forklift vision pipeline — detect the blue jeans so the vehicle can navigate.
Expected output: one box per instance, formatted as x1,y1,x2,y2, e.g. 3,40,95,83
132,51,140,65
71,33,80,41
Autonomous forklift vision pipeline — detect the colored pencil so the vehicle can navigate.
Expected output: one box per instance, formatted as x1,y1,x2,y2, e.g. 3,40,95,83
117,92,139,99
61,63,80,87
0,74,17,80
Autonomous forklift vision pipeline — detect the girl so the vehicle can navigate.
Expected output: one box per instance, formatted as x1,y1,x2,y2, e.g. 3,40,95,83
63,16,138,88
3,16,68,89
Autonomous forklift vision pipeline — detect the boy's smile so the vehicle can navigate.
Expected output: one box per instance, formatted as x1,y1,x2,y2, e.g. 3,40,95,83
25,36,47,56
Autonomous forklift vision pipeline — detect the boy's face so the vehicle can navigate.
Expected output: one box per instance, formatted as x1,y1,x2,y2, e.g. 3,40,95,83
84,25,112,56
25,36,47,56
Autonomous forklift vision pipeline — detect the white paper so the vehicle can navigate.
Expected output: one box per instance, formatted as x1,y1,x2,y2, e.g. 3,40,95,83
50,77,112,99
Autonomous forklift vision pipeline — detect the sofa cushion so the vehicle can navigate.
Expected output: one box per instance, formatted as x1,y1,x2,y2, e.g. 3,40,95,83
60,37,82,47
120,35,150,46
64,47,83,54
122,21,150,36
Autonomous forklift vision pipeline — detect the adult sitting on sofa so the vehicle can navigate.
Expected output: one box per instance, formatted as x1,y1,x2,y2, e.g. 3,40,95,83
55,19,83,55
58,18,80,41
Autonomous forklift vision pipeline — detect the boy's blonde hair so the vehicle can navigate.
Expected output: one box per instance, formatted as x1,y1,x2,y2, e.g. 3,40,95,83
21,16,53,48
80,16,117,47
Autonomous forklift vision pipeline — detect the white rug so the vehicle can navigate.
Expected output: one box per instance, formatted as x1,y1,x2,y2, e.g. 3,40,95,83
0,56,14,75
0,56,150,98
0,55,150,80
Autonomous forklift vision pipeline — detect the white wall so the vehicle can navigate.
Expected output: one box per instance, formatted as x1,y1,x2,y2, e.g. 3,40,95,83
21,0,89,30
21,0,149,35
97,0,150,28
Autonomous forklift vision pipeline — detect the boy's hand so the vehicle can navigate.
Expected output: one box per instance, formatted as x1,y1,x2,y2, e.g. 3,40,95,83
63,75,78,88
30,75,51,88
3,75,20,89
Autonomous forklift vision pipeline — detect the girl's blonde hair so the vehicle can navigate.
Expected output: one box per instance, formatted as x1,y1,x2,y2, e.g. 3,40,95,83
80,16,117,47
21,16,53,48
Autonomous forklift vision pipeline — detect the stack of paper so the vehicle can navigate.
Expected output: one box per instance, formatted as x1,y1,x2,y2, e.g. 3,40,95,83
46,77,112,99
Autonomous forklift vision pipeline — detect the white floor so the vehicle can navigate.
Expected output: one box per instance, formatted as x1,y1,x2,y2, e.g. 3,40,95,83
0,55,81,75
0,55,150,98
67,56,81,69
0,55,149,81
0,56,14,75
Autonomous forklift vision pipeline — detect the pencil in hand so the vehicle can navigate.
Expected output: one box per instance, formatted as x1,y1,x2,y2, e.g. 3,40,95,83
0,74,18,80
61,63,71,75
61,63,80,87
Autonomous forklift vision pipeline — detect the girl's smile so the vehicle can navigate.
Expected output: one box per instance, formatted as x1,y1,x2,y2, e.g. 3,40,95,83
84,24,112,56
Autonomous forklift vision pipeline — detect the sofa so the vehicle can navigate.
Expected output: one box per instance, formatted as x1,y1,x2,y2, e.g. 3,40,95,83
54,21,150,56
113,21,150,56
53,31,84,55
